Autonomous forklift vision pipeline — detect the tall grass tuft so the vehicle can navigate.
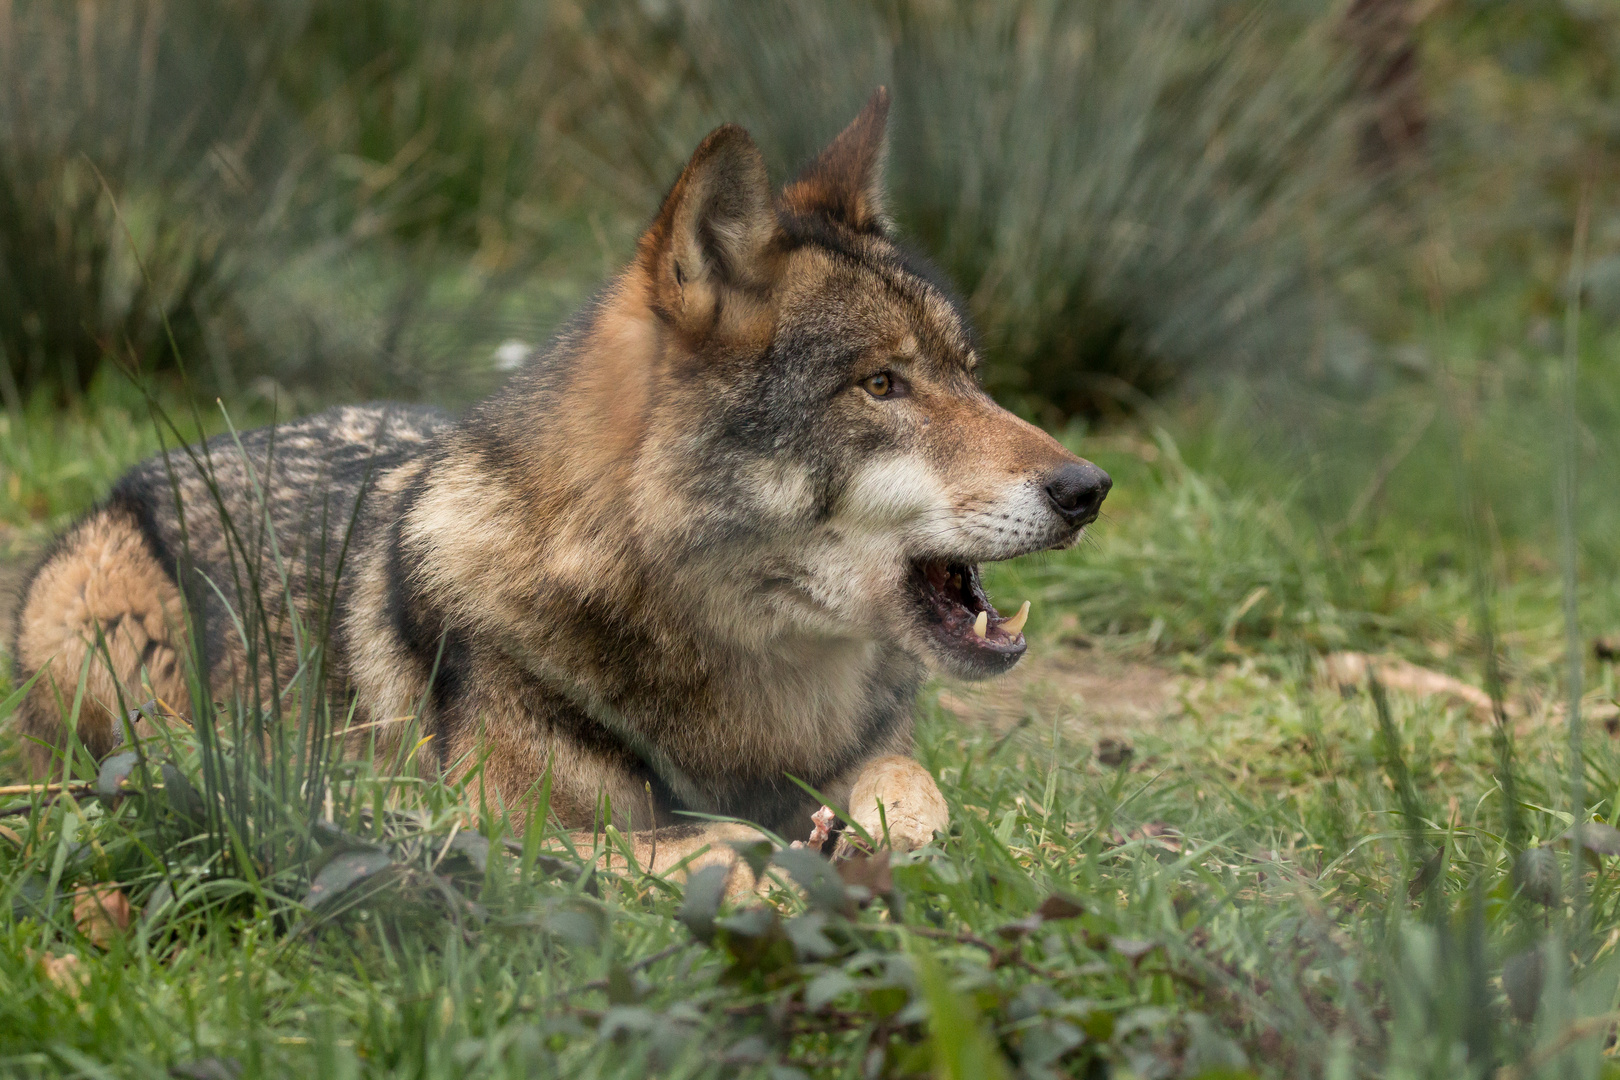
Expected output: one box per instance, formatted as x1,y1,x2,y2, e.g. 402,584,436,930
0,1,571,412
0,1,288,402
562,0,1378,421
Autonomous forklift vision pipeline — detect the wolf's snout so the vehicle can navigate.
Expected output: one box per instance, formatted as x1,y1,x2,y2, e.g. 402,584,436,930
1044,462,1111,525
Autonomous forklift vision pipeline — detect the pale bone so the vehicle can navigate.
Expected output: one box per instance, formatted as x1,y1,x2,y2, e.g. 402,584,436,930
571,820,769,899
840,755,949,854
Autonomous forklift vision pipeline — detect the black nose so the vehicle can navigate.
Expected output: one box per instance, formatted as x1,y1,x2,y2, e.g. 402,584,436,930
1044,461,1111,524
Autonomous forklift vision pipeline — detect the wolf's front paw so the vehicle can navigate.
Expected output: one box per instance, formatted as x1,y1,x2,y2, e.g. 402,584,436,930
844,756,949,852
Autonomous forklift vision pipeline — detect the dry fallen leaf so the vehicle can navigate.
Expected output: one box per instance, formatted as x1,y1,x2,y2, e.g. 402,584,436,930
836,849,893,901
73,885,131,948
1096,737,1134,767
33,951,83,994
1320,652,1498,719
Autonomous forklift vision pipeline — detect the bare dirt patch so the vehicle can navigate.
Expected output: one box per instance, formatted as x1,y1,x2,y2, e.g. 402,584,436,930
936,635,1182,746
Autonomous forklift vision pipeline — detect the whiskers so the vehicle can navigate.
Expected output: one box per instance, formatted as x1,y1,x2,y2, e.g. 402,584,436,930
903,496,1071,560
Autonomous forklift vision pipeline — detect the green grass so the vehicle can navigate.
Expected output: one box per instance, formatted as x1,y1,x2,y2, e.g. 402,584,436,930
4,315,1620,1077
5,3,1620,1074
0,626,1616,1078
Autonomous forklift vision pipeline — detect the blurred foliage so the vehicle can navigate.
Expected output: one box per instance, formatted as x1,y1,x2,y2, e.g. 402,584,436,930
7,0,1620,418
0,0,1362,417
7,613,1620,1077
0,1,267,403
0,0,587,409
597,1,1372,421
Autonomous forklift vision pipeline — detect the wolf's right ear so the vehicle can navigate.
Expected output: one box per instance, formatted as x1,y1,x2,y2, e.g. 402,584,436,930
781,88,890,234
638,124,777,336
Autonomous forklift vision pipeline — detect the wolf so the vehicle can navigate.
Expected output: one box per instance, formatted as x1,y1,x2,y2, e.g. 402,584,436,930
11,90,1109,871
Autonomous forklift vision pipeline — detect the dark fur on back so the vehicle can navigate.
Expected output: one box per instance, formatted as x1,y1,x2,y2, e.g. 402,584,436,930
117,405,450,686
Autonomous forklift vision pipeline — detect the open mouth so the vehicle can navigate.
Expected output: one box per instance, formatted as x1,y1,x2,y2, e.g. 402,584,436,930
910,558,1030,674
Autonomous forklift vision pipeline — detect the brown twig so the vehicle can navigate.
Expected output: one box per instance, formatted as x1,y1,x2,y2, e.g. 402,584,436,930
0,781,95,797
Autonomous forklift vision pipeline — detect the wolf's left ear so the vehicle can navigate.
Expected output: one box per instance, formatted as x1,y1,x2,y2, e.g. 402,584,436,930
639,124,777,333
781,87,890,234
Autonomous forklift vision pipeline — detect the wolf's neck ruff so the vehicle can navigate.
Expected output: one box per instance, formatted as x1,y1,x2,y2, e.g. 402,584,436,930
13,90,1110,845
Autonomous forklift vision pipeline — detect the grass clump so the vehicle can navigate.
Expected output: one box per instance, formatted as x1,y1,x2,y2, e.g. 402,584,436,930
0,0,290,402
5,620,1620,1077
5,341,1620,1076
2,0,1391,417
570,0,1374,422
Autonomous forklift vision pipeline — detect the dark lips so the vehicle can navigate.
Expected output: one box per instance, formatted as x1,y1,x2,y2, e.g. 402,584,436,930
910,558,1026,674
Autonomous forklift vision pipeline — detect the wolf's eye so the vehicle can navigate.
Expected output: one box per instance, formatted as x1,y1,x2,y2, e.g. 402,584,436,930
862,372,895,398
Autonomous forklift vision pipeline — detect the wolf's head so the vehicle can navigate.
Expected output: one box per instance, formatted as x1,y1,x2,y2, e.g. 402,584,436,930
517,90,1108,681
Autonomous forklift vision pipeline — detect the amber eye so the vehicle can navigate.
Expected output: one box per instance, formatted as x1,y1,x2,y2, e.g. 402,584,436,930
862,372,894,398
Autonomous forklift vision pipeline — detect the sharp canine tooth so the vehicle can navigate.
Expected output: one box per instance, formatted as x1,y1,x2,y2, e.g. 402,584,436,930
972,611,988,638
1002,601,1030,637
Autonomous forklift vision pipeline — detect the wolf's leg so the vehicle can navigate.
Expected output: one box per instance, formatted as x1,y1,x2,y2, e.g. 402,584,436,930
576,821,769,893
13,507,190,777
838,756,949,853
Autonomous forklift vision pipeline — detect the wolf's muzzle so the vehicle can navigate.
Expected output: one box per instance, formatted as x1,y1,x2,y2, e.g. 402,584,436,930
1043,461,1112,526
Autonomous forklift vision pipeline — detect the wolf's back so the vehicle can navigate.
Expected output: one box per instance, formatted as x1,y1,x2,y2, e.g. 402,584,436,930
11,403,448,769
121,403,448,664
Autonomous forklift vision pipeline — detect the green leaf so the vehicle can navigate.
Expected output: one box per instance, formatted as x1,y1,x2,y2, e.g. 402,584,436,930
142,880,174,925
804,969,858,1011
606,964,643,1005
1502,946,1544,1024
1110,936,1160,963
1565,822,1620,857
7,873,50,921
542,907,604,948
158,764,208,829
867,984,910,1020
438,831,489,874
310,819,374,851
301,849,395,910
784,911,840,960
728,838,774,881
95,751,142,801
911,945,1012,1080
995,807,1020,845
716,906,793,978
771,847,848,913
721,1036,771,1065
1513,847,1560,907
676,864,731,944
1020,1020,1084,1067
715,905,777,940
597,1006,657,1041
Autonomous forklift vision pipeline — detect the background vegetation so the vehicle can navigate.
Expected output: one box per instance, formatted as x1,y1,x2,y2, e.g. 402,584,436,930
6,0,1620,1077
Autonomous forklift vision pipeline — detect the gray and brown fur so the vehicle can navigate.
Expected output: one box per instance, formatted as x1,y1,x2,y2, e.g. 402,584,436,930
11,91,1108,862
